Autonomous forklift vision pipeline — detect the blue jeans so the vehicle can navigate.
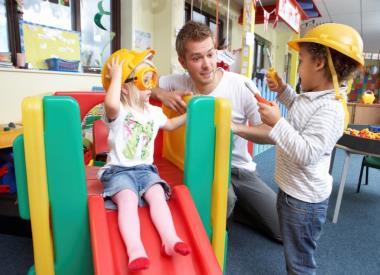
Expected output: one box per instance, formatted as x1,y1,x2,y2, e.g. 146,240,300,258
277,190,329,275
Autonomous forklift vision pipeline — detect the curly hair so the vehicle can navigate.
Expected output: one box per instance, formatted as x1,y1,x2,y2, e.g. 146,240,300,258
175,21,213,57
300,42,360,82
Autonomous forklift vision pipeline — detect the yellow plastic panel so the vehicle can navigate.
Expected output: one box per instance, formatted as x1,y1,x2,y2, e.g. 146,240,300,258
22,97,55,275
211,98,231,270
162,96,191,171
240,0,256,77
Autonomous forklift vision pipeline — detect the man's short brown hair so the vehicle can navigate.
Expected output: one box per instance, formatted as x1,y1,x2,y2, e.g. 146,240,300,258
300,42,360,82
176,21,213,57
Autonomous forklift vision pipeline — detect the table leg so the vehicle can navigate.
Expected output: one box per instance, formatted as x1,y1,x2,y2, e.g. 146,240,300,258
332,150,351,223
329,147,336,174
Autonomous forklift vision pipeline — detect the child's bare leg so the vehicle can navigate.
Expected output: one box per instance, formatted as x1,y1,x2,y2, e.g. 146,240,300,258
113,189,149,270
144,184,190,256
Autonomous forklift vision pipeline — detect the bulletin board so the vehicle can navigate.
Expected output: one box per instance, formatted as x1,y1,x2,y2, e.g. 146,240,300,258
20,20,80,70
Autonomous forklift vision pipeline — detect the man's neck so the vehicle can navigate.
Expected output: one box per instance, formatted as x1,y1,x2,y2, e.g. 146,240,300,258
194,69,223,95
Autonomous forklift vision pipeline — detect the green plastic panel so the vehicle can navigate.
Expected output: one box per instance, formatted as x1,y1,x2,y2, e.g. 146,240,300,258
13,135,30,220
43,96,93,275
184,96,215,238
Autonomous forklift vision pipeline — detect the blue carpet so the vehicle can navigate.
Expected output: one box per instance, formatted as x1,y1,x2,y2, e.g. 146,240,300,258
0,234,33,275
227,148,380,275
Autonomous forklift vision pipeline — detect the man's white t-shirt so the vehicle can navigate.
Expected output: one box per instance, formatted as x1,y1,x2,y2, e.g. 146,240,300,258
159,69,262,171
98,103,168,178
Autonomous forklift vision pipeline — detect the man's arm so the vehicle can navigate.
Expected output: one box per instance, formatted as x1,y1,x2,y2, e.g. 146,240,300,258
232,123,275,144
151,87,192,114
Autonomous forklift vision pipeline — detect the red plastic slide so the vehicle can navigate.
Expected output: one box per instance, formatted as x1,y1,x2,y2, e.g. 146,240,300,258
88,185,222,275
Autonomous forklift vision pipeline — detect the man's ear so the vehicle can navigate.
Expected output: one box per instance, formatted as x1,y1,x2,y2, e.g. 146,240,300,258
178,56,187,70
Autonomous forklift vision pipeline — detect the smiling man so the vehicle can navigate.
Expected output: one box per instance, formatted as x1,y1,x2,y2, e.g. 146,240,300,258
152,21,281,242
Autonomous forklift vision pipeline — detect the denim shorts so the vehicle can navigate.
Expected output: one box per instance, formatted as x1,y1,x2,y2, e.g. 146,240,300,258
100,164,171,209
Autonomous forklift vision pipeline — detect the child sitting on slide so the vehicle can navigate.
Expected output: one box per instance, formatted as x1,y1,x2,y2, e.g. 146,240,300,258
99,49,190,271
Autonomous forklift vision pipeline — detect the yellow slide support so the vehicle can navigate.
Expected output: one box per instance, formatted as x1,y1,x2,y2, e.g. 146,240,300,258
211,98,231,270
22,97,55,275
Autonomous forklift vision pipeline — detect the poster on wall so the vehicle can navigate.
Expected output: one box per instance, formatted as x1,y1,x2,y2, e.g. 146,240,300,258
20,20,80,70
276,0,301,33
135,30,151,50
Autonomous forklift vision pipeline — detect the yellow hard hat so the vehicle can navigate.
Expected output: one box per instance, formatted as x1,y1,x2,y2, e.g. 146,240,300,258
288,23,364,129
101,48,156,91
288,23,364,66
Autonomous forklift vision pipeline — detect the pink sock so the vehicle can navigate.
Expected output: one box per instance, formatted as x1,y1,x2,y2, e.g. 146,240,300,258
112,190,149,265
161,241,191,256
128,257,150,271
174,242,191,255
144,185,191,256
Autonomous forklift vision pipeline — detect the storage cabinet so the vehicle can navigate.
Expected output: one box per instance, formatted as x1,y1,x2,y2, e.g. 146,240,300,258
348,103,380,125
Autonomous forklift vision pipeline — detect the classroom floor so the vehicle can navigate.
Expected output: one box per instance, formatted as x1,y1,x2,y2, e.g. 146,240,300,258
1,148,380,274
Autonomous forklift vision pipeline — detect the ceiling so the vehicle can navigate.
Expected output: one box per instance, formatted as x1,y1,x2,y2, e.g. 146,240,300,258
232,0,380,53
309,0,380,52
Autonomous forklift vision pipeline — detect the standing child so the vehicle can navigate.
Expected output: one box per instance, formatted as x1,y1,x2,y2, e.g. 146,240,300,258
258,23,364,274
99,49,190,271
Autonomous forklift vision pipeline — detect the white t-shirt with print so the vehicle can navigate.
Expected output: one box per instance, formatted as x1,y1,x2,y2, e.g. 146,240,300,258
159,69,262,171
98,103,168,178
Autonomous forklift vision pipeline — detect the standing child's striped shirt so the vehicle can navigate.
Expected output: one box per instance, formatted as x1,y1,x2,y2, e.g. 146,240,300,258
269,85,345,203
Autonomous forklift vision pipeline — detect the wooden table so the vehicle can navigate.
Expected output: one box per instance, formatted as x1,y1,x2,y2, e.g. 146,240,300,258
0,124,23,149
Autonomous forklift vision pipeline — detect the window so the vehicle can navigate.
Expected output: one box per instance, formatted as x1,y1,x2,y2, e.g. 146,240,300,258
23,0,72,30
253,35,271,78
80,0,112,70
0,0,9,52
1,0,120,73
184,3,224,47
192,9,206,24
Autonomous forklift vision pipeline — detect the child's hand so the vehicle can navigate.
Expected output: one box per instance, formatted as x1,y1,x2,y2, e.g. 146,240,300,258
258,101,281,127
106,56,125,80
266,71,286,94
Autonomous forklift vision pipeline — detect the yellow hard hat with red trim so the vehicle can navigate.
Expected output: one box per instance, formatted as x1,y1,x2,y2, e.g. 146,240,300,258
101,48,157,91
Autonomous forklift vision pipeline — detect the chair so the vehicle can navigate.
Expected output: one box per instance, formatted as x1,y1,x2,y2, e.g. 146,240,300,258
356,156,380,192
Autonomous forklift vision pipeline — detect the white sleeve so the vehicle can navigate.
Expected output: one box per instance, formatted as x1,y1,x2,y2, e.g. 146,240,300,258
151,106,168,128
103,102,126,129
158,74,191,92
269,104,344,166
277,84,298,109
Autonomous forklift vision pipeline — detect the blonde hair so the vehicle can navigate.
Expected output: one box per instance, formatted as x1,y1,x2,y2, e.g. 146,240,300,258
120,82,144,109
120,61,155,109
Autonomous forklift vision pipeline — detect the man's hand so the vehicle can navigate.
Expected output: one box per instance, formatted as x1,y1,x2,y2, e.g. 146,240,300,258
231,122,240,134
266,71,286,94
258,101,281,127
156,89,193,114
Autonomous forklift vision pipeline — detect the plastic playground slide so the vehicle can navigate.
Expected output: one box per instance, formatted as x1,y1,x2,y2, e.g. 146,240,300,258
88,186,221,275
14,94,230,275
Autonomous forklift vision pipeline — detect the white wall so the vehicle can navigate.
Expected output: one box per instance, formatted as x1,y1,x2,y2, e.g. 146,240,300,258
0,0,296,124
0,69,101,124
255,23,294,78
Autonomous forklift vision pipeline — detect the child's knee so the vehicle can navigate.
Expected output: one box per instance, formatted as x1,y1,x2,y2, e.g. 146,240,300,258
144,183,165,201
